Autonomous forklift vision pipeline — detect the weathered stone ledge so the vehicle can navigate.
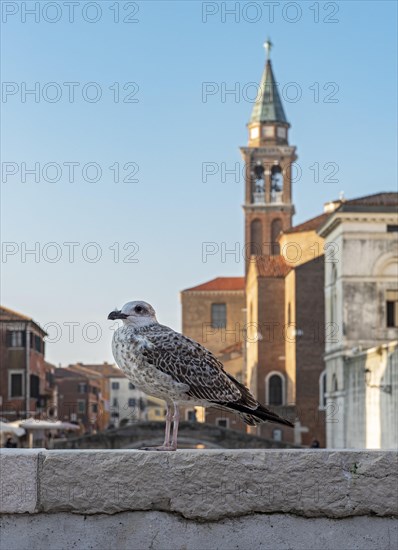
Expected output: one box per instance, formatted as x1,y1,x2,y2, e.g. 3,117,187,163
1,449,397,520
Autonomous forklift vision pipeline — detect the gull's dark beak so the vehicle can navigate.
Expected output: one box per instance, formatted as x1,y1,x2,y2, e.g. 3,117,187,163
108,310,128,320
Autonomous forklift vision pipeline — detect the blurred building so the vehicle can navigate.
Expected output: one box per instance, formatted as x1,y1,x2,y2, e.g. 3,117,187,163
318,192,398,448
0,306,56,421
146,396,167,422
280,214,328,446
55,364,104,433
79,362,126,428
245,255,293,442
204,341,245,429
181,277,246,430
181,277,245,356
82,362,152,427
108,376,147,426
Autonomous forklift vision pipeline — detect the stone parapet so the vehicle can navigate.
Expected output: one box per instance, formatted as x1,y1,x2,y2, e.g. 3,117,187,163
1,449,397,520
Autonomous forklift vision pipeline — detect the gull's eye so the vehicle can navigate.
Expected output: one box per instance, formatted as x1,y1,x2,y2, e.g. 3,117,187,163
135,305,143,314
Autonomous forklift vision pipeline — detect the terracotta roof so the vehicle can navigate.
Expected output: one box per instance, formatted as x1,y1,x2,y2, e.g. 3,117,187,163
82,363,125,378
0,306,33,322
217,341,243,356
283,213,329,234
0,306,46,334
183,277,245,292
64,364,104,379
255,255,291,278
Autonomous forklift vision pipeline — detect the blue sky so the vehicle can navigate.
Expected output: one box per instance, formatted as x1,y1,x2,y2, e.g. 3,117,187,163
1,0,397,365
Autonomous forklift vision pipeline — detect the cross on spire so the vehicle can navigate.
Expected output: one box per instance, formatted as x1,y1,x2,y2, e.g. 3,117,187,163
264,38,273,60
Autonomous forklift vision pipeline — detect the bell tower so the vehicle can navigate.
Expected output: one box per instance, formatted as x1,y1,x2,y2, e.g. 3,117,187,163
241,40,297,271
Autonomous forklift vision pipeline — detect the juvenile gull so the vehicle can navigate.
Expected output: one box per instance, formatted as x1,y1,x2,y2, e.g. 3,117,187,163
108,300,293,451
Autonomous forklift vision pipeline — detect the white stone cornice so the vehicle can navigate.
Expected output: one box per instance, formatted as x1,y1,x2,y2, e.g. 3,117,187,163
319,211,398,238
240,146,296,156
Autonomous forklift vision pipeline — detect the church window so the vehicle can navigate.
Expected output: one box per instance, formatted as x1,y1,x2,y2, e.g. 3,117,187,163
266,372,285,406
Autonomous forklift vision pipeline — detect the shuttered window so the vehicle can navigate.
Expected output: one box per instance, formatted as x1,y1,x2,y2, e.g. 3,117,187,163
7,331,25,348
10,373,23,397
386,290,398,328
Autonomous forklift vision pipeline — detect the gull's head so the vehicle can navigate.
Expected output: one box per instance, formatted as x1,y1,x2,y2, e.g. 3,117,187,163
107,301,157,328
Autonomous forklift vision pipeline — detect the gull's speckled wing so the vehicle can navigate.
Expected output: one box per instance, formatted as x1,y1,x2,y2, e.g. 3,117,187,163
134,323,258,407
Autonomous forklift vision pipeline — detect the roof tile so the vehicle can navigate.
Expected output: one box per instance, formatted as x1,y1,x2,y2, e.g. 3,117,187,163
183,277,245,292
254,255,291,278
283,213,329,234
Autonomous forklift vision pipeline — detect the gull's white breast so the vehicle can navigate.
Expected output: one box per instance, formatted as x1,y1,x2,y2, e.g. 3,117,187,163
111,325,190,400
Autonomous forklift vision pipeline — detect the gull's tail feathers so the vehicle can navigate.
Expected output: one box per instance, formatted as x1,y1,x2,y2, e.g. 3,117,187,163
224,401,294,428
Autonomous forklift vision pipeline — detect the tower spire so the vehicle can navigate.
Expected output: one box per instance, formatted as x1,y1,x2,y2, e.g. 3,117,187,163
250,40,288,125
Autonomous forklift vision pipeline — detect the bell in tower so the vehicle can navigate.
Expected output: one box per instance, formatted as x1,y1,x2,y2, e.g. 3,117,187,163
240,40,297,271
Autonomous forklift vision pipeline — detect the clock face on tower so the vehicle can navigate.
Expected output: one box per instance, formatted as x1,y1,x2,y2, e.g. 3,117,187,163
250,127,259,139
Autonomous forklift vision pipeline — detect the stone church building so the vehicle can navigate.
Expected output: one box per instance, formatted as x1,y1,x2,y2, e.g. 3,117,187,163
181,42,398,448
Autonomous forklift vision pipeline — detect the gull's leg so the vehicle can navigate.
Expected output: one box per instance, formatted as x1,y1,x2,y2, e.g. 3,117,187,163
170,402,180,450
140,401,176,451
163,402,172,446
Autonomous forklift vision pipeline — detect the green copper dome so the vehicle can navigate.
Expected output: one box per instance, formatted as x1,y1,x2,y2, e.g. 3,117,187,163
250,58,288,125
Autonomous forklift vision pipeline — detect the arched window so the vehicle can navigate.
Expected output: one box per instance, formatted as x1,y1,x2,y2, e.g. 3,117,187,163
270,165,283,202
252,162,265,204
253,162,265,192
271,218,283,255
319,370,327,409
266,372,285,406
250,219,263,256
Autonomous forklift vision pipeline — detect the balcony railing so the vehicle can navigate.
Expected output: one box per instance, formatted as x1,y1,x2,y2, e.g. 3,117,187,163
252,192,265,204
271,190,283,203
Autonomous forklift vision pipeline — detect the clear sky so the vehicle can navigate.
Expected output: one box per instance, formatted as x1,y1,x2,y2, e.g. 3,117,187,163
1,0,397,365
